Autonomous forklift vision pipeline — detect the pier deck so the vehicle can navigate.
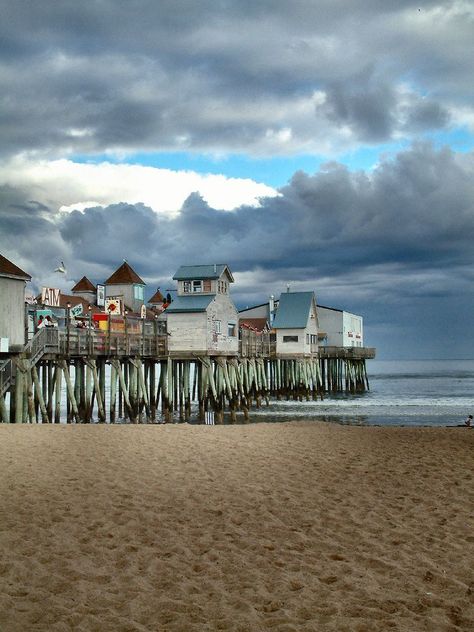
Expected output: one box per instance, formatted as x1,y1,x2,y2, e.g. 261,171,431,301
1,327,375,424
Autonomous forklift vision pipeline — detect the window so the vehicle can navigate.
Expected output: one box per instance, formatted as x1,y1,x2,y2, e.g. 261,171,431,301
192,280,202,293
203,280,211,292
306,334,310,344
227,322,236,337
183,281,191,293
133,285,144,300
311,334,317,344
214,320,221,333
283,335,298,343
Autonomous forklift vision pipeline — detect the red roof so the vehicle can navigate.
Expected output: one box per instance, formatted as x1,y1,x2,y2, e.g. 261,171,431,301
71,276,96,292
148,288,164,304
105,261,145,285
0,254,31,280
239,317,270,333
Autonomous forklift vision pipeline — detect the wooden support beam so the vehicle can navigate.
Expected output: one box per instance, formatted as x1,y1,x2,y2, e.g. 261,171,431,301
112,359,134,422
31,365,49,423
61,360,80,423
54,362,62,424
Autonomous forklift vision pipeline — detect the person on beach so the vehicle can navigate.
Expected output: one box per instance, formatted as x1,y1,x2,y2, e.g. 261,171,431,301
465,415,473,427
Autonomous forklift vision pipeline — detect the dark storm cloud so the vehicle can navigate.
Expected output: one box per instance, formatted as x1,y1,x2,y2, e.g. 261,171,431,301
2,142,471,293
323,74,398,141
2,142,474,356
0,1,470,157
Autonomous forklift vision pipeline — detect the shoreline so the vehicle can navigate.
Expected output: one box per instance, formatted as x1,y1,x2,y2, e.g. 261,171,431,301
1,422,473,631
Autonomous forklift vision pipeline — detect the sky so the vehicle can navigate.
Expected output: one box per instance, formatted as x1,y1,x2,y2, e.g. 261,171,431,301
1,1,474,359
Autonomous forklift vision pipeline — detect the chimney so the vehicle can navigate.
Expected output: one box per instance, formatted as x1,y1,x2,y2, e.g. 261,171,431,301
286,283,290,293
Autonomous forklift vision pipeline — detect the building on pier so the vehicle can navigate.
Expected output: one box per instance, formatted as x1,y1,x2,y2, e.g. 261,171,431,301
317,306,363,348
239,292,373,357
0,254,31,352
71,276,96,304
272,291,319,356
148,288,166,313
104,261,146,314
0,258,376,424
166,264,239,356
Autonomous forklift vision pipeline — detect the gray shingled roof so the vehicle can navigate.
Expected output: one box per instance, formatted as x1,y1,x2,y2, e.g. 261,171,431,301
165,295,214,313
173,264,233,282
272,292,315,329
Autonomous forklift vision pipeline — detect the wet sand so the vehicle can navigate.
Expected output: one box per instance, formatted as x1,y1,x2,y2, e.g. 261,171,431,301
0,422,473,631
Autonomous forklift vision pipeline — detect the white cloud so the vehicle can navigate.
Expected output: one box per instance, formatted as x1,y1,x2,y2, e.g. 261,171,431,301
0,156,278,215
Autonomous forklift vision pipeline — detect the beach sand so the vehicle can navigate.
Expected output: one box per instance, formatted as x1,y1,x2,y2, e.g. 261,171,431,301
0,422,473,632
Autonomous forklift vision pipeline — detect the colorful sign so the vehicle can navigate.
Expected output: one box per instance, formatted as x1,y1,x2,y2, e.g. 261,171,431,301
96,284,105,307
71,303,83,317
105,298,122,315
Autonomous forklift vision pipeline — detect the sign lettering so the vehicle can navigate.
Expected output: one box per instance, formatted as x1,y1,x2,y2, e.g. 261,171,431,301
41,287,61,307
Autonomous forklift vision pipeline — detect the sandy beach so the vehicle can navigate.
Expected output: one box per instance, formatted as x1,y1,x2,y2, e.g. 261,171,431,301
0,422,473,632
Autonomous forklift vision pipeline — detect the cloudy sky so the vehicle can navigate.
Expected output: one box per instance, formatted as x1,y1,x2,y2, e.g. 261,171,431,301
1,1,474,358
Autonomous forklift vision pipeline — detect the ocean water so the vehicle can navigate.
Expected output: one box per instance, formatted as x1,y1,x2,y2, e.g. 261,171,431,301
246,359,474,427
27,359,474,426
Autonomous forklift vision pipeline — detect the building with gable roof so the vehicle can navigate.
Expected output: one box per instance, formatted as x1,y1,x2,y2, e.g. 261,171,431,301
240,297,365,349
71,276,96,304
148,288,166,313
104,261,145,314
272,291,319,356
0,254,31,351
166,264,239,355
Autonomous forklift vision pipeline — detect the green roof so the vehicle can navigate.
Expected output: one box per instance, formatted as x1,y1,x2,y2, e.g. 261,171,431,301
173,264,233,282
272,292,315,329
166,295,214,313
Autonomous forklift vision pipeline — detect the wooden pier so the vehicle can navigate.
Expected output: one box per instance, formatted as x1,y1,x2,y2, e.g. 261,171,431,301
0,324,375,424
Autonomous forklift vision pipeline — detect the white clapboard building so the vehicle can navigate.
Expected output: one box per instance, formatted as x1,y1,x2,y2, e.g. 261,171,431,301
0,254,31,352
166,264,239,356
239,296,364,349
271,291,319,356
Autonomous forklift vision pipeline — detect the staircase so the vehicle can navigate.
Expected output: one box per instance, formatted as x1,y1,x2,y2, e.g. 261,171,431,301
23,328,60,366
0,359,13,397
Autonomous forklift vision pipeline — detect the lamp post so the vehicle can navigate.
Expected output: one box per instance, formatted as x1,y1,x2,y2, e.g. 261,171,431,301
88,304,92,353
66,301,71,355
107,307,112,354
154,313,158,355
124,310,128,354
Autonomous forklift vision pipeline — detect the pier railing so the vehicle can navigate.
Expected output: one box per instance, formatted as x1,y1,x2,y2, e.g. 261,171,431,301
318,346,376,359
21,324,375,362
24,328,60,365
57,329,168,357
